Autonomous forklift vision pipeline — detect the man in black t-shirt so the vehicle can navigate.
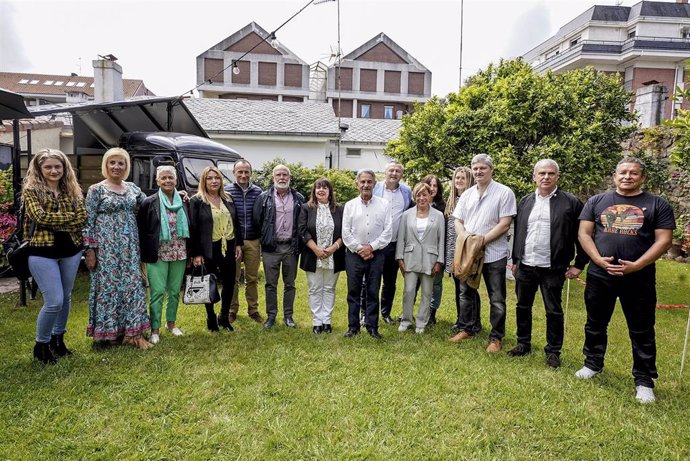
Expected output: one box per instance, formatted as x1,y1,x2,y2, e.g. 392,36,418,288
576,157,675,404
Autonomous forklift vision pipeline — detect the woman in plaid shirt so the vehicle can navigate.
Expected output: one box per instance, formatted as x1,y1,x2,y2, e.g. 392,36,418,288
23,149,86,364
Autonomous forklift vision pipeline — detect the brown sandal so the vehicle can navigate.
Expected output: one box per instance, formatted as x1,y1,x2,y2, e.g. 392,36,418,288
122,334,154,350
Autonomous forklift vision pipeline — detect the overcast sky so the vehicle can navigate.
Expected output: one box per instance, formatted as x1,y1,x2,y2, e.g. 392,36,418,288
1,0,635,98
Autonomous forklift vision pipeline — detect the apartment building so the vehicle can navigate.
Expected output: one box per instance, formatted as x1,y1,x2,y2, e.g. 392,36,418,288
522,0,690,125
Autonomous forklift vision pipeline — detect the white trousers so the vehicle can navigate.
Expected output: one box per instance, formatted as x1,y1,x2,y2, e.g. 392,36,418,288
306,268,340,326
401,271,433,328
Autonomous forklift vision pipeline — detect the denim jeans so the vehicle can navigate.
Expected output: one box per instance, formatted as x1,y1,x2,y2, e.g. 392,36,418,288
29,252,82,343
429,270,443,311
583,270,658,388
514,264,565,355
458,257,507,340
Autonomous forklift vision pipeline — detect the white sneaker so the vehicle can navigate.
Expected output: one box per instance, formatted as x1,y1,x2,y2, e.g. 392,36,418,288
167,327,184,337
398,321,411,333
415,327,425,334
635,385,656,404
149,333,160,344
574,366,600,380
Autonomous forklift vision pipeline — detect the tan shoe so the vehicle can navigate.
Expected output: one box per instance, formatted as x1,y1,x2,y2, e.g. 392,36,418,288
123,334,154,350
449,331,474,343
486,339,502,353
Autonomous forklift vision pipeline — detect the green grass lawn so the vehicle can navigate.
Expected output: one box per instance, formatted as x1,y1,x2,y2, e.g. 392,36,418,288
1,260,689,460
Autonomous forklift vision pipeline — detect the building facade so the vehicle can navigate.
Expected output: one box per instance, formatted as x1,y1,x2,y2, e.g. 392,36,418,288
196,22,311,102
522,0,690,126
327,32,432,120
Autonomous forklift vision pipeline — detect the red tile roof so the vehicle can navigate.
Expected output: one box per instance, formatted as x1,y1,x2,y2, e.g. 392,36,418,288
0,72,154,98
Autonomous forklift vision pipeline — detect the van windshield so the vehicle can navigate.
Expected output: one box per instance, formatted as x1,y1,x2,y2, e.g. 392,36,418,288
182,158,214,188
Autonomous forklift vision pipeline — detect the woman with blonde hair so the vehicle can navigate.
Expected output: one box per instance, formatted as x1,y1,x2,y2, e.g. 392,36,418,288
396,182,445,334
83,148,152,349
189,166,242,332
444,166,478,333
23,148,86,364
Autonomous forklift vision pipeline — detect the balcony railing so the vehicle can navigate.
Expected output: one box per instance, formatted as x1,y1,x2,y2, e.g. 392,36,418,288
533,36,690,71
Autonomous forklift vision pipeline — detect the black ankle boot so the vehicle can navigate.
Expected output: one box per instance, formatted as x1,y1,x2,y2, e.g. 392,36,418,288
217,313,234,331
207,315,219,332
50,333,73,357
428,308,437,326
33,342,57,364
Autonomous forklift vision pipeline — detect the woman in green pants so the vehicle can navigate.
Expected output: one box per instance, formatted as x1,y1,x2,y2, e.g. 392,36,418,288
137,165,190,344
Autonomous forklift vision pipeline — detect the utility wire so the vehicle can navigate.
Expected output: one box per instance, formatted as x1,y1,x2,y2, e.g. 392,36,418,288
177,0,329,102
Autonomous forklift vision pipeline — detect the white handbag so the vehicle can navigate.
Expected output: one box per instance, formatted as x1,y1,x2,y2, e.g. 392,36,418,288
183,265,221,305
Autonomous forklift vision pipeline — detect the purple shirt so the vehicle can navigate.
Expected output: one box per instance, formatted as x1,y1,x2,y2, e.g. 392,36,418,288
274,188,294,241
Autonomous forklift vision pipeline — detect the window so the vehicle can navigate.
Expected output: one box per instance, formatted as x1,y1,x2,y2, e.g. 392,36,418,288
628,28,636,39
217,161,236,184
43,80,54,85
181,157,215,188
76,82,86,87
130,157,157,191
384,106,394,119
682,26,690,39
54,81,64,85
360,104,371,119
570,37,580,47
29,80,39,84
90,83,95,88
66,81,76,87
346,148,361,158
18,79,29,84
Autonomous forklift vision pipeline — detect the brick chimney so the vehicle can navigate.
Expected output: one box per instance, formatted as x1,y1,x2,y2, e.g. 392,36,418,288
92,56,124,103
678,0,688,4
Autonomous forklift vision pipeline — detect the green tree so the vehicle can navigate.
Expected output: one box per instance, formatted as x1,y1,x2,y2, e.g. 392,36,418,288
387,59,637,199
663,83,690,171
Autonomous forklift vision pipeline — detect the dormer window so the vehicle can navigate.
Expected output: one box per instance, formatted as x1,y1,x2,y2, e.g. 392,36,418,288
682,26,690,39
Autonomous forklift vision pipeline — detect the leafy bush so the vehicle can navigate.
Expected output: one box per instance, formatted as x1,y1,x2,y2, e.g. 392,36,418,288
256,158,358,204
0,168,16,269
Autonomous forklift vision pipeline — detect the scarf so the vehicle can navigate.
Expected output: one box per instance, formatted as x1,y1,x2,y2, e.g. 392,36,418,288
158,189,190,242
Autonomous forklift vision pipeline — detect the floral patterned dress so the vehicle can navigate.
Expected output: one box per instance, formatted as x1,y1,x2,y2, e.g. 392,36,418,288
83,182,150,340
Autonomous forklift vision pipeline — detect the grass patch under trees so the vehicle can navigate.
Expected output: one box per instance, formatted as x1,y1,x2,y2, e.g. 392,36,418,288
1,260,689,460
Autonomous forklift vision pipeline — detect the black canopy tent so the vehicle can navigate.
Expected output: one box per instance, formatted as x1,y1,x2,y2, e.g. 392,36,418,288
0,88,35,303
0,88,35,205
29,96,207,154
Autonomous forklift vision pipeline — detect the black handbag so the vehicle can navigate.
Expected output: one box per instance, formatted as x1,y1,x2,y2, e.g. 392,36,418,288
3,205,34,281
182,264,221,305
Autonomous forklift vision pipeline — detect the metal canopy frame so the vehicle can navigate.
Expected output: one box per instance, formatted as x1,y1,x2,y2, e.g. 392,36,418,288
30,97,207,154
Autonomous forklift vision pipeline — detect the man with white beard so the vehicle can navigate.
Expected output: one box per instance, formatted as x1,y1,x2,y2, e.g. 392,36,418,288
253,164,305,329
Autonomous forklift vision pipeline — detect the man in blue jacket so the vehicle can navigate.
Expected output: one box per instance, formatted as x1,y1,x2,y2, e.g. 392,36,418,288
225,160,263,325
508,159,588,368
253,164,304,329
371,161,412,324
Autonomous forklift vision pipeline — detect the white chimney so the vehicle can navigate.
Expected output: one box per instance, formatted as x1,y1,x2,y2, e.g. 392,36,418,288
93,57,124,103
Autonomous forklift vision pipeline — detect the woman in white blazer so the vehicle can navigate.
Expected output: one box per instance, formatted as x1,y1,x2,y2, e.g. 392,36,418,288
396,183,445,334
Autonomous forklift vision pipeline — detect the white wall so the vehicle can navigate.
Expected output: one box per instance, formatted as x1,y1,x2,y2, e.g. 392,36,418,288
336,144,392,172
208,136,331,170
638,21,683,39
587,26,623,41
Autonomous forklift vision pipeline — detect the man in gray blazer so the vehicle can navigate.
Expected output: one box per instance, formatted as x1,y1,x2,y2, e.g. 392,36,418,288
396,183,445,334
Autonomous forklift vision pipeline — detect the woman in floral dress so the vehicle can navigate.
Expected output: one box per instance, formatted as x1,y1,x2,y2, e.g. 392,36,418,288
83,148,153,349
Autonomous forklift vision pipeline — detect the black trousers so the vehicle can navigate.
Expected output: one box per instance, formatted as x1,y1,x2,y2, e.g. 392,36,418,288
346,250,384,331
583,269,658,388
359,241,398,318
204,239,237,320
514,264,566,355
